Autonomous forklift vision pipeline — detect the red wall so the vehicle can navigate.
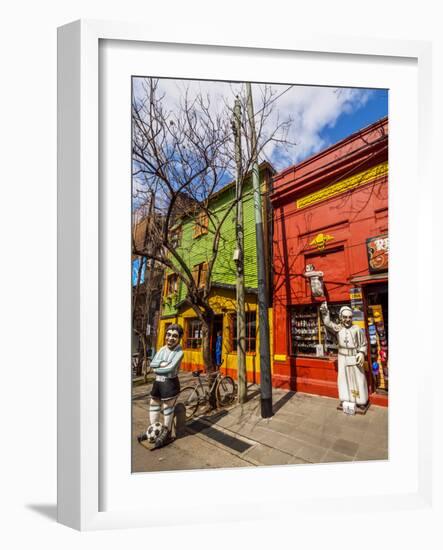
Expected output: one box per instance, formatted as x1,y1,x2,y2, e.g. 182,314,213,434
271,118,388,405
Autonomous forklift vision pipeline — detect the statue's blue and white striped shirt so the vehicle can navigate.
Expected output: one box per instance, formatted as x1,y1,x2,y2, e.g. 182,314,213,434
150,345,183,378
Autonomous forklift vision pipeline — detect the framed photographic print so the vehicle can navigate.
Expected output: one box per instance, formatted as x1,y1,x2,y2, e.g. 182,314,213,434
58,19,433,531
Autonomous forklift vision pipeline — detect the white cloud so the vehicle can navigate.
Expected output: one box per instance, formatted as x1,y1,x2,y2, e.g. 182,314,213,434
133,77,374,171
260,85,373,166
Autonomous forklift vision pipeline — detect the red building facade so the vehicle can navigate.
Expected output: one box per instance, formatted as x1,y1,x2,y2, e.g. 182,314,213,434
271,117,389,407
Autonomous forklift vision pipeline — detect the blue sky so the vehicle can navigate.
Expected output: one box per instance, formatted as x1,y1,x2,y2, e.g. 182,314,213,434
133,78,388,173
317,88,388,157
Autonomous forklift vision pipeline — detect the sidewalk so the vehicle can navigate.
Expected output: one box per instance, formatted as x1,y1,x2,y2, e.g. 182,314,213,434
132,372,388,473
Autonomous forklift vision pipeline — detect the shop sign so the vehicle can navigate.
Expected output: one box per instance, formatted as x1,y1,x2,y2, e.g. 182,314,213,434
303,264,325,299
309,232,334,250
296,161,388,210
366,234,389,273
350,287,364,323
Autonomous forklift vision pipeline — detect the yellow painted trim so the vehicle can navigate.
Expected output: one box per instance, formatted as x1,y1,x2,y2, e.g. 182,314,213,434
296,162,388,210
157,291,275,375
274,354,287,361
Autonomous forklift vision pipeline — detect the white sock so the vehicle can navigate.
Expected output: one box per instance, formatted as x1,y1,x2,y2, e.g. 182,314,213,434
149,399,161,425
163,399,175,432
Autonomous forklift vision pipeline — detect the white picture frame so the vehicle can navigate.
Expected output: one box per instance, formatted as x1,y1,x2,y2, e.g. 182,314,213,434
58,19,434,531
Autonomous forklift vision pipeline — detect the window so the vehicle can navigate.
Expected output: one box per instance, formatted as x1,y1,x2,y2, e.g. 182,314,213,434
170,225,182,249
192,262,208,289
185,319,203,349
165,273,179,295
289,302,350,357
193,212,209,238
231,311,257,353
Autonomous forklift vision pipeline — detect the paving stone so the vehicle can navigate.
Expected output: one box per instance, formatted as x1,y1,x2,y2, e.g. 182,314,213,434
132,376,389,472
265,447,305,466
295,443,327,463
214,413,255,431
259,417,302,437
244,444,309,466
355,444,388,462
242,444,273,462
369,411,389,426
254,431,306,456
132,430,252,472
290,419,336,447
358,427,388,449
263,448,294,465
307,407,335,424
285,455,310,465
270,409,306,426
335,425,369,445
331,438,359,457
315,422,343,438
297,417,327,431
189,422,254,454
321,449,355,464
236,423,277,443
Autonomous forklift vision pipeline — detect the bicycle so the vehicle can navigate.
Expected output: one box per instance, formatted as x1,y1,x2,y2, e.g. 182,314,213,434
176,369,236,421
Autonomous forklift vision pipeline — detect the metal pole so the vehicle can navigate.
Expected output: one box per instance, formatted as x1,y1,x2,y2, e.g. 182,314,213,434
246,82,273,418
233,96,247,404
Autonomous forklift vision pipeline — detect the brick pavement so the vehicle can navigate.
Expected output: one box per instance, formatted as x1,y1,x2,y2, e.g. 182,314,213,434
132,371,388,472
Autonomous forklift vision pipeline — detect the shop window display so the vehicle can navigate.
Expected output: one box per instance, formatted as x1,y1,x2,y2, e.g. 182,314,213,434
289,302,351,357
364,283,388,392
367,305,388,391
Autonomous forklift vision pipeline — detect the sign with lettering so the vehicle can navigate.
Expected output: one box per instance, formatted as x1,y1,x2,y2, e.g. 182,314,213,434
296,162,388,210
350,287,364,323
366,234,389,273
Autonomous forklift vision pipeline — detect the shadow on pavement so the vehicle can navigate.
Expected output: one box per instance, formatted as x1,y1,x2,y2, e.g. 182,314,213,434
273,390,296,414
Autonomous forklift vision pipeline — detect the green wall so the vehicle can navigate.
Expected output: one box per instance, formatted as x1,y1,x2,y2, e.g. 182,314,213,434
162,175,264,316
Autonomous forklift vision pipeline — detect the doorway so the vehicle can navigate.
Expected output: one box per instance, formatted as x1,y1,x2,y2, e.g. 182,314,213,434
364,282,388,393
211,315,224,367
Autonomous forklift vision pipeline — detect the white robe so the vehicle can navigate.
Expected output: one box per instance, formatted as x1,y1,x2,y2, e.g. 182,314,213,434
322,314,368,405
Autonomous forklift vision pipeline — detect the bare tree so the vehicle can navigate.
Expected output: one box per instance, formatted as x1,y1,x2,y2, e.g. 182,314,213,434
132,194,166,380
132,78,293,401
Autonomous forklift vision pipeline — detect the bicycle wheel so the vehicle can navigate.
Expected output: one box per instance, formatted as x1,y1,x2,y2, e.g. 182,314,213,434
176,386,201,420
131,354,139,376
216,376,236,407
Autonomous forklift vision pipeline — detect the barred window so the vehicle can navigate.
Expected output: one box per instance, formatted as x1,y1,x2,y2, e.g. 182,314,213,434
231,311,257,353
185,319,202,349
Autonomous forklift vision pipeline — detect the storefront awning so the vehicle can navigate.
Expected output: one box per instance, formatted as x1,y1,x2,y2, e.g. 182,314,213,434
350,273,388,285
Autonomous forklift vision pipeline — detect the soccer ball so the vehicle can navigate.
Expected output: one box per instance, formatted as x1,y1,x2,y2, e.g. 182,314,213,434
146,422,163,443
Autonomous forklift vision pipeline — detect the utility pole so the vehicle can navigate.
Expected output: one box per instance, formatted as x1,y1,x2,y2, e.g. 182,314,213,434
232,96,247,404
140,192,156,381
246,82,273,418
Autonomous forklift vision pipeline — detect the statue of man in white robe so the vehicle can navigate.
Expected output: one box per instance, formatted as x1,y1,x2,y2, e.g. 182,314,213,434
320,303,368,408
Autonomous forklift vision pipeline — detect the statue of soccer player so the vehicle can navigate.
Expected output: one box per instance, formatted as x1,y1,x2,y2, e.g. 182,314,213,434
320,302,369,410
138,324,184,448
